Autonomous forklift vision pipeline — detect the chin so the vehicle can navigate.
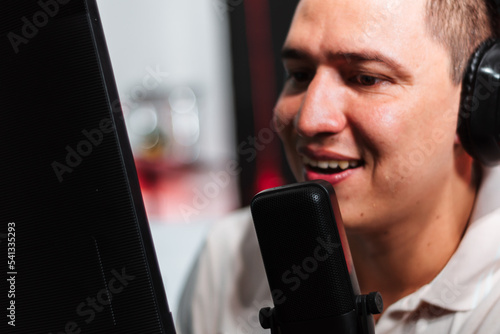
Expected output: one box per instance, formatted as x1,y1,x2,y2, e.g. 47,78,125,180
336,200,375,233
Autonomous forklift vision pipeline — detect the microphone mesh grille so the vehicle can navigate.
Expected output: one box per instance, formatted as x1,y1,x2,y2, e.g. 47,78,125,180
251,182,356,323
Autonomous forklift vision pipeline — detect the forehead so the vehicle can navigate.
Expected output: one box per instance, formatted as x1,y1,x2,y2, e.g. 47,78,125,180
286,0,438,66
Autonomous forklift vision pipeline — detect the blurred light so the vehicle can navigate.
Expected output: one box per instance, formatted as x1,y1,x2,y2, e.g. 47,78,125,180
169,86,197,113
128,105,159,136
172,107,200,146
169,86,200,157
141,131,161,150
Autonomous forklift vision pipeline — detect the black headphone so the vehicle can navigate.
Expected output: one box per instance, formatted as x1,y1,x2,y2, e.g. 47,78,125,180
458,10,500,166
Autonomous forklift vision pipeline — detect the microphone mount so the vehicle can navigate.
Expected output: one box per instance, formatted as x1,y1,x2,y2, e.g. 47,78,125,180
259,291,383,334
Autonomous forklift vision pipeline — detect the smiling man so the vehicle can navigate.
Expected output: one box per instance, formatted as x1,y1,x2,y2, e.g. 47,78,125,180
275,0,481,318
177,0,500,333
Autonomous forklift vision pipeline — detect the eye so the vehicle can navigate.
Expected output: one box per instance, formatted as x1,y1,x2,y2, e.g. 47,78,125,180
283,69,314,92
286,71,312,83
354,74,382,86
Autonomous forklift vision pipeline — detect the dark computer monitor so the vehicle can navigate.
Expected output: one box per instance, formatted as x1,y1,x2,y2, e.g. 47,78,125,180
1,0,177,332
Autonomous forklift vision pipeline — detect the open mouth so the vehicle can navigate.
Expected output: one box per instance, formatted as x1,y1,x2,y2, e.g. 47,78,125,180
303,156,363,174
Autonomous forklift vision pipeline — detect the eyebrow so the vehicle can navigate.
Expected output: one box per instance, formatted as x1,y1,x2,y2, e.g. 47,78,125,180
281,47,411,80
339,52,405,72
281,48,310,61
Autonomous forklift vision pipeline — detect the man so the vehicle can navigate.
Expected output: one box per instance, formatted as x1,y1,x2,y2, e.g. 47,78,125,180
177,0,500,333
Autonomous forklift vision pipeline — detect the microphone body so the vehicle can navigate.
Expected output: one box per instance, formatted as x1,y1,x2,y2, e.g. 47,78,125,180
251,180,381,334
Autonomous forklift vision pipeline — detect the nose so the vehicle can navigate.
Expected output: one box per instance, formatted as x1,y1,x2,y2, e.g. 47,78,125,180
295,69,347,138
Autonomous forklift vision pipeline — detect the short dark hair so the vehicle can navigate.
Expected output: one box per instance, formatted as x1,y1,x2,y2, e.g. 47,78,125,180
425,0,500,84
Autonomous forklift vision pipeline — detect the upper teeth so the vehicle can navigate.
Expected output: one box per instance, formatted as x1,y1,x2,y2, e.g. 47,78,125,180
304,157,359,170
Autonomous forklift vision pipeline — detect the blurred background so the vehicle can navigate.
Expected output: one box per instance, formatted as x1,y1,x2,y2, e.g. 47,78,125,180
96,0,298,319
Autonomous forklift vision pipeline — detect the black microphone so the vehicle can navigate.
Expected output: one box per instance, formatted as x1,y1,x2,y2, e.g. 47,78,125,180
250,180,383,334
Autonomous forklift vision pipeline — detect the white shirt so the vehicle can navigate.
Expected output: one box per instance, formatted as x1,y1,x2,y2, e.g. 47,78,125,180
176,166,500,334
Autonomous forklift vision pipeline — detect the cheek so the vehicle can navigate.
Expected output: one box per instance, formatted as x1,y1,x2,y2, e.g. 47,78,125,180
273,95,299,127
351,102,406,155
377,106,457,193
274,92,308,145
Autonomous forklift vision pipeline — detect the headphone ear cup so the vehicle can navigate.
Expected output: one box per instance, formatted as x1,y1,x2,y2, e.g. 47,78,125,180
458,39,500,166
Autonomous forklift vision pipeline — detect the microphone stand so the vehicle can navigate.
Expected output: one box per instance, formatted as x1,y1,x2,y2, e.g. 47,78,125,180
259,292,383,334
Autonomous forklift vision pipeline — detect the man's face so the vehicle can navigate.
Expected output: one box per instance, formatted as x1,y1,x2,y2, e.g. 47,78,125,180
274,0,465,232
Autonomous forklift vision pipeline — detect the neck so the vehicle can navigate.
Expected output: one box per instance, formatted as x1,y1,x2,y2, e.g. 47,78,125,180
348,157,479,319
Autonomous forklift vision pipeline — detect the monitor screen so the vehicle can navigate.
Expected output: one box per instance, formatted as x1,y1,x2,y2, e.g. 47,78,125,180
0,0,177,332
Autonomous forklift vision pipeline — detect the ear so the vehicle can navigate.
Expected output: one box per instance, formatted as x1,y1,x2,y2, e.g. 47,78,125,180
454,133,461,146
